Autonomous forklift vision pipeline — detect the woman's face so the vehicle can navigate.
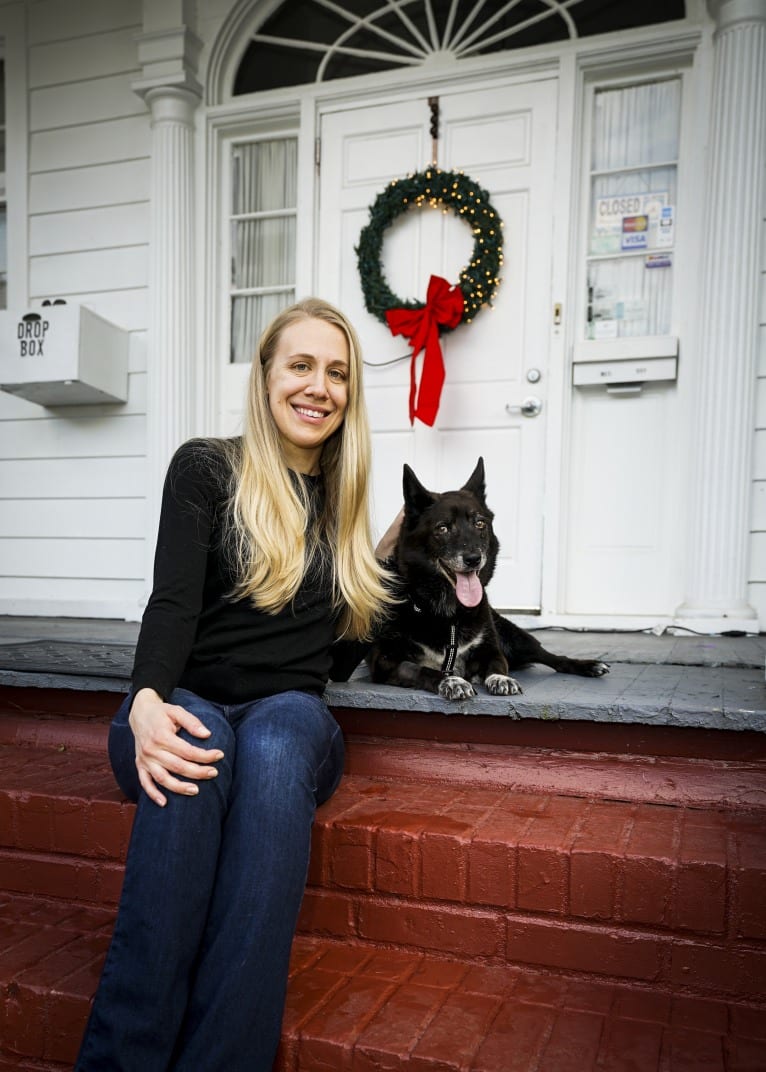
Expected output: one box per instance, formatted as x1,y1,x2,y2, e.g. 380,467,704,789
265,316,350,474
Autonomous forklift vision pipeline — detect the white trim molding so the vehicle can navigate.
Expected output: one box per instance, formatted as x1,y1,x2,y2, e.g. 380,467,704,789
675,0,766,633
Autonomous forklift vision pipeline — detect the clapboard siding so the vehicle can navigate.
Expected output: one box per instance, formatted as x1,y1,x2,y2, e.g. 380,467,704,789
0,577,145,617
27,0,139,45
30,27,139,87
30,116,150,172
0,456,146,499
0,0,151,618
29,160,150,213
0,413,144,460
30,246,147,299
0,498,143,539
30,204,149,256
0,537,143,579
30,74,145,131
61,289,148,334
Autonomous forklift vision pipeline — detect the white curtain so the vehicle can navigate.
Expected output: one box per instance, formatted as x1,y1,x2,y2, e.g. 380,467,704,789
587,79,680,339
230,138,297,363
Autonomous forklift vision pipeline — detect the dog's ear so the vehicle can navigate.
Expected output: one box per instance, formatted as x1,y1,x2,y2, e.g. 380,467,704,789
402,464,436,518
462,457,486,502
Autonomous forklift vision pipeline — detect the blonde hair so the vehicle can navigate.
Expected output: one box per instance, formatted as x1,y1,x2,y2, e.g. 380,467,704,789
223,297,392,639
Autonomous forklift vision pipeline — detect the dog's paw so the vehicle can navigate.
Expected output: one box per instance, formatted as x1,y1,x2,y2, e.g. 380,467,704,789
439,675,476,700
584,660,610,676
485,673,523,696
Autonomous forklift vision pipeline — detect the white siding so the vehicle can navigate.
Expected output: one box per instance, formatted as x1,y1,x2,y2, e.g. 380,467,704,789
748,177,766,628
0,0,150,620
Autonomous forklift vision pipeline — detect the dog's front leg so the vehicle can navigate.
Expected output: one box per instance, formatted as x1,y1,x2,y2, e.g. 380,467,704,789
470,648,523,696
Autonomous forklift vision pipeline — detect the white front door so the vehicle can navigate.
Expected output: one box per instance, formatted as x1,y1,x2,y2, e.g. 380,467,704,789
318,78,558,610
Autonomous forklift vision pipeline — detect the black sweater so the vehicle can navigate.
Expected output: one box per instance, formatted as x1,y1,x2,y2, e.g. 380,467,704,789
131,439,365,705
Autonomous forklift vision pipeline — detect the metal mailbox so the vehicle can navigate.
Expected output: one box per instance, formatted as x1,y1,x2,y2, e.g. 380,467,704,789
0,304,129,405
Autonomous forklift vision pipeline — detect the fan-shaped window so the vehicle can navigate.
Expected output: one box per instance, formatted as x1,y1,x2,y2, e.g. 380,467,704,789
234,0,686,94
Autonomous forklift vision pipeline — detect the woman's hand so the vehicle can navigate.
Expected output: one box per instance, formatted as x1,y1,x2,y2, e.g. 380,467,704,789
376,507,404,562
128,688,224,807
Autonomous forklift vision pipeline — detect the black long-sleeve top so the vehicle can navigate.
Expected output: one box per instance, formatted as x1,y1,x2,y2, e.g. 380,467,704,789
131,439,365,705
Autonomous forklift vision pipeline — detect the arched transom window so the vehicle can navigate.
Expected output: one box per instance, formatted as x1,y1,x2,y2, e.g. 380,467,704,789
234,0,686,93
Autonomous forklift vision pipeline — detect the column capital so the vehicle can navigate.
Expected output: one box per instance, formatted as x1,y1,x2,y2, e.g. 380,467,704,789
707,0,766,30
132,24,203,103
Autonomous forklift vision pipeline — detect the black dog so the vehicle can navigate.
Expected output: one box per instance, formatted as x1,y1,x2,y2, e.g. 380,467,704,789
368,459,609,700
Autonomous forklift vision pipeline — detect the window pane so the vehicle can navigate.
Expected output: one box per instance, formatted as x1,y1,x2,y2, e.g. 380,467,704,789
232,216,295,289
586,78,680,339
231,291,295,364
229,136,298,363
232,139,297,214
592,80,681,171
587,256,673,339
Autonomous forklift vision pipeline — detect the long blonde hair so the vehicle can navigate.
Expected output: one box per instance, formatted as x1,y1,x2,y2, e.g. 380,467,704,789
223,297,391,639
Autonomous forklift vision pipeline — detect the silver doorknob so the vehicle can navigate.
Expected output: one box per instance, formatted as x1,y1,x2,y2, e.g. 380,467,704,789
506,396,543,418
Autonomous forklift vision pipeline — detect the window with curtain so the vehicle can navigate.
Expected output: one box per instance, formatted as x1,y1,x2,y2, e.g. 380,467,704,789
229,137,297,363
585,78,680,340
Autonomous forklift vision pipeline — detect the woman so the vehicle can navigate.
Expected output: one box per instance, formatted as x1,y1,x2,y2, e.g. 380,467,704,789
76,298,395,1071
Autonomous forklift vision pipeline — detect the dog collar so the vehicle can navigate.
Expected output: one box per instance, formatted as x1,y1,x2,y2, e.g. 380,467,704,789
441,622,459,676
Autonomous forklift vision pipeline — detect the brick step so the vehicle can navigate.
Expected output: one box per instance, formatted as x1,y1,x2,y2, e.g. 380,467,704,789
1,893,764,1071
2,741,765,1002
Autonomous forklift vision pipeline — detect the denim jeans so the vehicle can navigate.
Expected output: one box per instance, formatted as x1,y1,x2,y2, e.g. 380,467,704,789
75,687,344,1072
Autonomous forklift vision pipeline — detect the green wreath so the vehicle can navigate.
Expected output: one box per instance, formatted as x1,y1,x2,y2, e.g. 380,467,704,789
355,167,504,326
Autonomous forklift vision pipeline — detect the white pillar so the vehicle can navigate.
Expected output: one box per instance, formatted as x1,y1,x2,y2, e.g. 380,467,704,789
675,0,766,633
142,87,199,548
133,10,202,594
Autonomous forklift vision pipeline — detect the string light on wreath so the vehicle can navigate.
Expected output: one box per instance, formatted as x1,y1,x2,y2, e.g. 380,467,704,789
355,167,504,425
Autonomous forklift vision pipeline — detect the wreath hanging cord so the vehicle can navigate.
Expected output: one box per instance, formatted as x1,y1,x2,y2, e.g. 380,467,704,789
355,166,504,426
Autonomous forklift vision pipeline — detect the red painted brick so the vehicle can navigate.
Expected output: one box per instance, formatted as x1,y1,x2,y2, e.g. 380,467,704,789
325,821,374,890
471,1000,555,1071
374,810,431,897
670,995,729,1034
727,1037,766,1071
620,809,678,927
517,813,575,915
282,965,344,1034
732,828,766,939
536,1009,605,1072
358,899,505,959
507,916,663,982
420,814,476,903
467,809,531,909
661,1028,726,1071
670,941,766,1001
297,888,356,940
599,1016,663,1071
409,991,500,1071
298,974,393,1072
353,982,447,1072
569,802,632,921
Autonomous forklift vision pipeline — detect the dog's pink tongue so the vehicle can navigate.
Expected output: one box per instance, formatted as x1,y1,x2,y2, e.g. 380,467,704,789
456,571,483,607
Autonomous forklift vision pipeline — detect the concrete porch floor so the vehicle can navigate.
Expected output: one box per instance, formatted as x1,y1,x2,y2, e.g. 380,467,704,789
0,617,763,735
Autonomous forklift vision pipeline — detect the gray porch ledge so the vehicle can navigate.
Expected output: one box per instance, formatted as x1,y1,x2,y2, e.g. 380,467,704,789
0,620,764,733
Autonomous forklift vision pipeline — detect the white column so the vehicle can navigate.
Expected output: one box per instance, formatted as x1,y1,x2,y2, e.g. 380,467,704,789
141,86,200,552
675,0,766,633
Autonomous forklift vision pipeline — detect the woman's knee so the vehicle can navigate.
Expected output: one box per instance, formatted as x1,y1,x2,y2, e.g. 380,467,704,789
234,692,342,794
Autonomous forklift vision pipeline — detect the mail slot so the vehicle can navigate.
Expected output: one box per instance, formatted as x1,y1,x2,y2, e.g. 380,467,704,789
0,304,129,405
573,356,677,387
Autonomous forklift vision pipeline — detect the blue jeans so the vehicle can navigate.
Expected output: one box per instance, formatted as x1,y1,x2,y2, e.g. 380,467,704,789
75,687,344,1072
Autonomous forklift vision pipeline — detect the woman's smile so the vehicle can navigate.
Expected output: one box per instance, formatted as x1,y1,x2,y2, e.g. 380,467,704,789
266,317,349,472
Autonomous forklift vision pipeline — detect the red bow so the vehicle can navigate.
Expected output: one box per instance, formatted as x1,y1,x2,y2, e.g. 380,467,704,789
385,275,465,426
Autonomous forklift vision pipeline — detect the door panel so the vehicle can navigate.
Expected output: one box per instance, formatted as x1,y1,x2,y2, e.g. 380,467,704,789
319,80,557,609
